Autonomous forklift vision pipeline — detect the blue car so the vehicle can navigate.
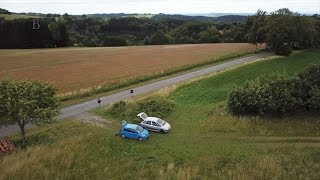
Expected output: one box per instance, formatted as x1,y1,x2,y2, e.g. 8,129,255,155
120,124,149,141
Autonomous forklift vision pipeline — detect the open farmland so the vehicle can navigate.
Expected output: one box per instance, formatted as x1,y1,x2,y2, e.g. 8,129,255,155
0,43,259,93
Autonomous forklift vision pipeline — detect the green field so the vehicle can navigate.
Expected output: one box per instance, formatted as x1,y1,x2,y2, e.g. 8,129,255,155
0,14,40,20
1,49,320,179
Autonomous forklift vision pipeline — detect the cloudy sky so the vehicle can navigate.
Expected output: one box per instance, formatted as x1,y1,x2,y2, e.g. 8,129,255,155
1,0,319,15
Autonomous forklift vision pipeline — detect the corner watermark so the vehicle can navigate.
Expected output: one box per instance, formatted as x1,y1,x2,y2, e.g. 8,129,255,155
32,19,40,30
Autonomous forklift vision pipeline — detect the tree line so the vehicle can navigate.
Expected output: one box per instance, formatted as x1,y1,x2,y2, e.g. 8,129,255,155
0,8,319,56
247,9,320,55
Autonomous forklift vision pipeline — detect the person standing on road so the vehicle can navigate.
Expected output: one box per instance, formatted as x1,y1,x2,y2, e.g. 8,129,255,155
97,97,102,108
130,89,134,97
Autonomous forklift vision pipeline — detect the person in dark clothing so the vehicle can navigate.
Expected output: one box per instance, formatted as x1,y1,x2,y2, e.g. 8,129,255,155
97,97,102,108
130,89,134,97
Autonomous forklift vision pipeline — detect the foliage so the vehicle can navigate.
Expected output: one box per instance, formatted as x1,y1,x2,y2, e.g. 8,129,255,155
145,31,173,45
1,8,319,49
246,9,267,50
228,79,271,116
247,8,320,55
228,64,320,117
197,27,221,43
103,36,127,46
0,8,11,14
49,20,69,47
107,97,175,123
294,64,320,111
0,79,60,142
137,98,175,118
0,18,55,48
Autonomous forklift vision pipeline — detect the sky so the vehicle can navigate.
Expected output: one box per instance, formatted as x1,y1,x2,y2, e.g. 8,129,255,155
1,0,319,15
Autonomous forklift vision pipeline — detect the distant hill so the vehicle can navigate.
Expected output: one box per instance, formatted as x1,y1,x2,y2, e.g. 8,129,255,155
0,13,40,20
187,13,253,17
151,14,247,24
87,13,247,24
87,13,154,19
1,9,247,24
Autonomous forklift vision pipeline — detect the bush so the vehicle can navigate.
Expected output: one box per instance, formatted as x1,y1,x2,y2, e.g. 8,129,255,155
137,98,175,118
294,64,320,111
108,97,175,123
266,75,299,117
228,79,270,116
228,64,320,118
274,44,292,56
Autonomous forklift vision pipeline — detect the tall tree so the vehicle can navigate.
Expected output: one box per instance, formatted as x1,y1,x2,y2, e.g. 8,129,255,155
49,20,69,47
0,79,60,142
246,9,267,51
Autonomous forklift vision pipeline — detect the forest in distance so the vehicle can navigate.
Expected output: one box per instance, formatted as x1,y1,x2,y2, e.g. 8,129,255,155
0,8,319,55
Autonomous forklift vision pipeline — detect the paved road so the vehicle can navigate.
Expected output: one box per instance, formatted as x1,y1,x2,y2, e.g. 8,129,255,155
0,52,273,137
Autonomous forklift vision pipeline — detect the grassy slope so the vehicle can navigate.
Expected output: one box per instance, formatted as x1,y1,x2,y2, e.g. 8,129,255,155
1,49,320,179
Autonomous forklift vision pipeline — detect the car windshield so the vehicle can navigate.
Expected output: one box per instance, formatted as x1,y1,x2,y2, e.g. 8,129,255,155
136,126,144,133
156,119,166,126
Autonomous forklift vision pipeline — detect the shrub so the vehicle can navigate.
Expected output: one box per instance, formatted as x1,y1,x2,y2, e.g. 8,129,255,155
266,75,299,117
108,97,175,122
274,44,292,56
294,64,320,111
228,79,270,116
109,101,128,118
137,98,175,118
228,64,320,118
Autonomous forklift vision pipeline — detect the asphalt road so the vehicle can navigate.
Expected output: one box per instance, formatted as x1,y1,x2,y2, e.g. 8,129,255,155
0,52,273,138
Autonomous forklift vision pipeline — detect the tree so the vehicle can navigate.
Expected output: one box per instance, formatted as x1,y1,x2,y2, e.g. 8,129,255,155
49,20,69,47
0,79,60,142
0,18,55,48
198,27,221,43
246,9,267,51
263,8,319,55
145,31,172,45
0,8,11,14
103,36,127,46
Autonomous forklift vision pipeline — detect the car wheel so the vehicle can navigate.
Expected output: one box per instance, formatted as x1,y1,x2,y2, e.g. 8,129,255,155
138,137,143,141
160,129,165,134
121,134,125,138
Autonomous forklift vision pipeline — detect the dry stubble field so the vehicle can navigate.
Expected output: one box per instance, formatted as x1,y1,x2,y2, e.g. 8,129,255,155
0,43,258,93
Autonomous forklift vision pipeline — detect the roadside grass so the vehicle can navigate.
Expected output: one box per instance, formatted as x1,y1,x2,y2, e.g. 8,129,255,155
1,49,320,179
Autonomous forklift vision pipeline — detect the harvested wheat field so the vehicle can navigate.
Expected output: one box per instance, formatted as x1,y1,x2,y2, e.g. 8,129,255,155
0,43,261,93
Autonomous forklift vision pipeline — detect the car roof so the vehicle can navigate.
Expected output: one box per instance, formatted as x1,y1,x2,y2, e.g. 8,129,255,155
124,124,138,129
